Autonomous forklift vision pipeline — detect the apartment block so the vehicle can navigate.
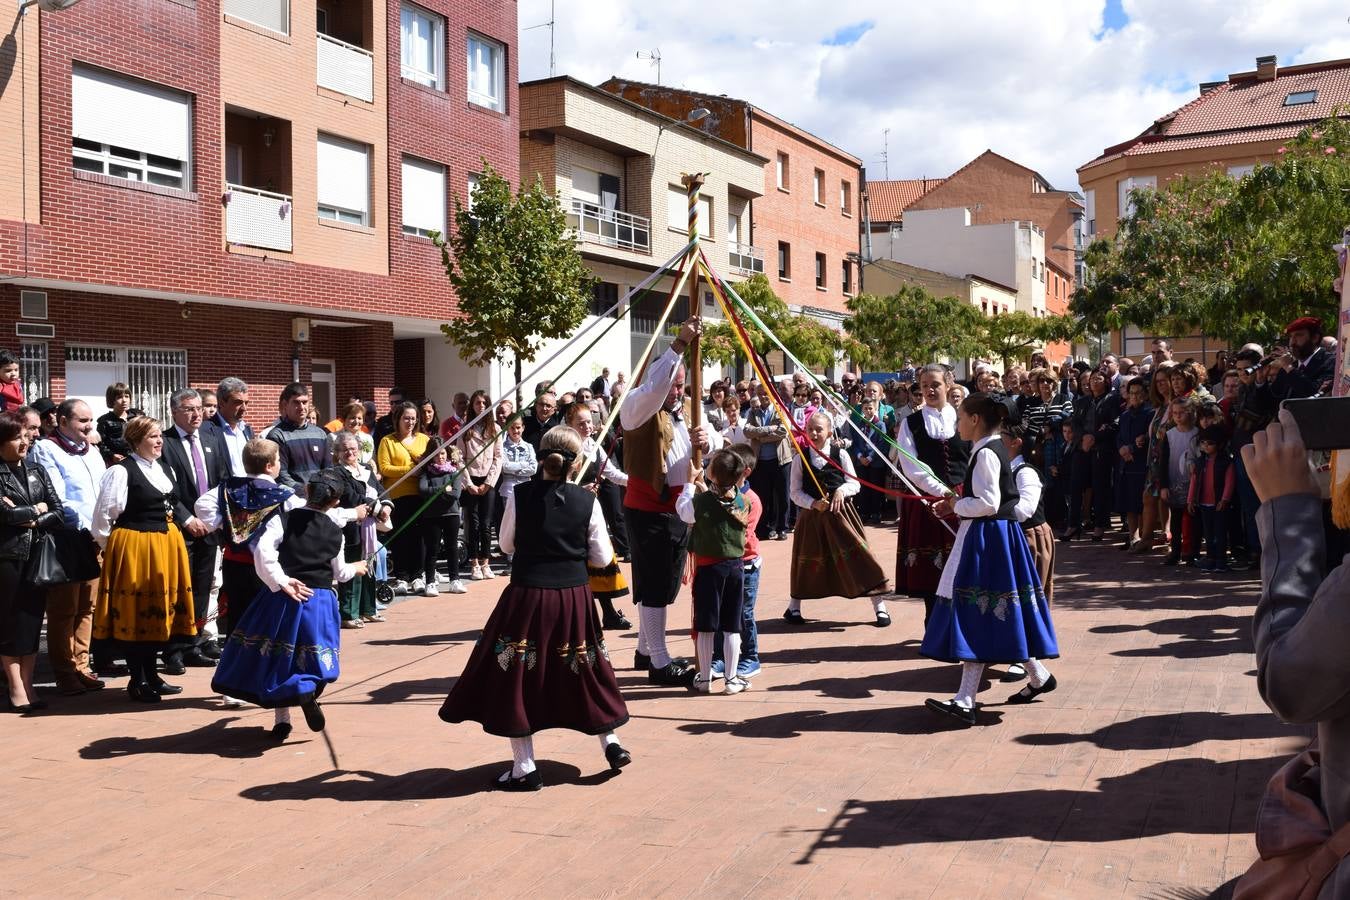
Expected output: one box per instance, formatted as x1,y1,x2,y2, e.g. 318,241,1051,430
0,0,517,423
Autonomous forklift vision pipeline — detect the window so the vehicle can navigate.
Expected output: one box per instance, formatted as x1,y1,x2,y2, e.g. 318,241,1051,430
777,241,790,280
1285,90,1318,106
1084,189,1096,236
67,346,187,422
19,290,47,320
815,252,826,289
316,6,328,35
840,179,851,214
223,0,288,35
812,168,824,205
775,152,789,191
841,259,852,294
20,342,48,401
1116,175,1156,218
466,172,481,210
400,4,445,89
401,156,445,237
589,281,618,318
666,186,710,236
71,67,192,190
317,134,370,225
467,32,504,111
572,168,620,211
1228,164,1255,179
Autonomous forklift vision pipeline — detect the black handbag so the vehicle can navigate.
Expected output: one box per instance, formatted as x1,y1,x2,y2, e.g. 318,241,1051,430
24,527,101,588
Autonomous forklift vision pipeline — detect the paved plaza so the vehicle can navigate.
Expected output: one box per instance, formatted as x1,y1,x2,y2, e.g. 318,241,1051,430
5,528,1305,898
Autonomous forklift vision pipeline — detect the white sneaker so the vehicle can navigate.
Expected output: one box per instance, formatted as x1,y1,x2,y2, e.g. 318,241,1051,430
446,579,468,594
688,675,713,694
421,581,440,597
410,577,426,594
391,579,410,595
481,565,496,579
220,695,244,708
724,675,750,695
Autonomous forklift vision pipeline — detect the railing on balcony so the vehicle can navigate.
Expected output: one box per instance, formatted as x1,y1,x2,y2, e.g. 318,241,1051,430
568,198,651,254
224,184,293,252
317,33,374,103
728,242,764,277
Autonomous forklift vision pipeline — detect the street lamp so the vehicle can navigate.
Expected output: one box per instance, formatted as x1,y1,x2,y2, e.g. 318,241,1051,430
20,0,84,12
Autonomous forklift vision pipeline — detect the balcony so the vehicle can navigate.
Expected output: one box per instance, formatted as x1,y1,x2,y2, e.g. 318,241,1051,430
224,184,293,252
317,33,374,103
568,198,651,254
728,242,765,277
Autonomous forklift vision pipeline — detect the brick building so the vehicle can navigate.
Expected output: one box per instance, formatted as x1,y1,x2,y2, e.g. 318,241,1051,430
596,79,862,376
0,0,517,425
1078,54,1350,363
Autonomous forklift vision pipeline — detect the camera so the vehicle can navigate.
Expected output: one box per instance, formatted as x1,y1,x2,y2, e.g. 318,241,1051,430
1281,397,1350,451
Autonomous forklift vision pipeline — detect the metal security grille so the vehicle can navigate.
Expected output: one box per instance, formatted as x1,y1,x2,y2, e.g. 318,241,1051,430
66,345,188,421
20,342,49,400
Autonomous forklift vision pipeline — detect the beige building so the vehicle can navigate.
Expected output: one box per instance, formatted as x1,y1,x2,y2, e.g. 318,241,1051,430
519,76,766,390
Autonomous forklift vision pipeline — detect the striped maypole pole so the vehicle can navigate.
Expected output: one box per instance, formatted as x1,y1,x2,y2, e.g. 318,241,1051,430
681,171,706,468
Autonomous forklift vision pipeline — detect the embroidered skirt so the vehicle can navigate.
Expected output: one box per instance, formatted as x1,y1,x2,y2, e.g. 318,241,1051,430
587,556,629,602
894,496,956,597
920,518,1058,665
790,504,888,600
93,525,195,644
439,582,629,738
211,586,341,707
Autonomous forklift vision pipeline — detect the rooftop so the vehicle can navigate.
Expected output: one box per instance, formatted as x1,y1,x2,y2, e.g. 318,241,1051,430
865,177,945,222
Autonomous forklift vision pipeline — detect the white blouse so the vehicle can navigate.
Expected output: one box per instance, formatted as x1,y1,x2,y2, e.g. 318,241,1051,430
498,483,613,567
895,404,958,496
91,454,175,548
581,437,628,487
952,434,1004,520
252,509,359,593
1009,453,1043,524
790,443,860,510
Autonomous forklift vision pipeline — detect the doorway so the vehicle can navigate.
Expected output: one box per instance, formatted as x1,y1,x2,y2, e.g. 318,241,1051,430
311,359,336,425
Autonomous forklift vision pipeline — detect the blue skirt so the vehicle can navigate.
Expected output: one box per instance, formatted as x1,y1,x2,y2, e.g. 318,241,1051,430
920,519,1059,664
211,586,341,707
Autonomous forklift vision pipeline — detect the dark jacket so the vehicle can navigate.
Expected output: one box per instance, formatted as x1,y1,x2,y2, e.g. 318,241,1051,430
0,459,65,561
161,425,231,542
418,467,462,518
1115,404,1154,474
201,412,255,443
269,420,333,490
1267,346,1336,401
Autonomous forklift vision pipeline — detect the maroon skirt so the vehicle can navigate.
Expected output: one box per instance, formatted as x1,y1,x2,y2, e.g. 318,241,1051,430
439,582,630,738
894,496,956,597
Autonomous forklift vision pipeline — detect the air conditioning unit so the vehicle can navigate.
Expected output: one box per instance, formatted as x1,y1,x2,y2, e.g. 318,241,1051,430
16,322,55,339
19,290,47,319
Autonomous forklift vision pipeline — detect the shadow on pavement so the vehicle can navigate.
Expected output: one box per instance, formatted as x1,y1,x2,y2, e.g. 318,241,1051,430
767,663,994,700
758,639,918,666
1091,613,1253,658
363,629,482,647
1015,710,1308,750
680,703,1004,738
354,676,455,705
79,717,276,759
238,760,618,801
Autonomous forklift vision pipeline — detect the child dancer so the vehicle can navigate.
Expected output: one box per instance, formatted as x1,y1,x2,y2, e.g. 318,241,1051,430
564,402,632,630
784,412,891,627
212,471,365,739
1188,425,1235,572
712,444,763,680
439,426,630,791
680,448,750,694
921,394,1059,726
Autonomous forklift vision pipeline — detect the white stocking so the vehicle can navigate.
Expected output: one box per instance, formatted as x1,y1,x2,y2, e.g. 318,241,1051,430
695,632,715,682
598,731,620,750
954,662,985,709
273,707,291,725
787,597,802,613
723,633,742,679
640,606,671,668
1025,658,1051,688
509,736,536,778
870,596,888,615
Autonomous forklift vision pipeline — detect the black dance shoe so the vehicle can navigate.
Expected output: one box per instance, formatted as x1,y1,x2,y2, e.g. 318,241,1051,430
183,650,217,668
270,722,293,742
605,743,632,771
924,698,976,726
602,613,633,631
127,682,162,704
647,662,695,687
492,769,543,792
874,610,892,628
152,680,183,695
782,609,807,626
999,664,1028,683
301,700,326,732
633,650,650,671
200,641,222,660
1007,675,1058,705
161,656,187,676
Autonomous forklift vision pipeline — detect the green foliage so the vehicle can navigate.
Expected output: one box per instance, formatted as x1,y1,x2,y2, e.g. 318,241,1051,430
844,285,985,367
973,311,1087,369
703,274,843,370
1073,114,1350,347
438,163,596,368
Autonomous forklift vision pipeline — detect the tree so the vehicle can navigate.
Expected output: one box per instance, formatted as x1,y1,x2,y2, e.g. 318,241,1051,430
702,274,843,374
438,163,596,401
844,285,985,369
1073,114,1350,347
974,311,1044,369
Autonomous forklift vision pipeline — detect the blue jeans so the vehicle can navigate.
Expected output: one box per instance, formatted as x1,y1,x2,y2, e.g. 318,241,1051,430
714,561,761,664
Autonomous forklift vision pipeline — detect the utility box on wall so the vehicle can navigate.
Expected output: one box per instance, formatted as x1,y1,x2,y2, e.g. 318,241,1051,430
291,317,311,342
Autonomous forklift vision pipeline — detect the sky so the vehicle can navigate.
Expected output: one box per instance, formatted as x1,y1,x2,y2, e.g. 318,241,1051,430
517,0,1350,192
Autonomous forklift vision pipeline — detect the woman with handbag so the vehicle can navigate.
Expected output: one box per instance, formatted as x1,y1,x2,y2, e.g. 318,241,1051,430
0,410,66,712
91,416,195,703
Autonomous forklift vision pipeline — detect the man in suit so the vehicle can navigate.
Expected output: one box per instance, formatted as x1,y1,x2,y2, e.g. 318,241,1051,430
201,376,254,477
161,387,231,672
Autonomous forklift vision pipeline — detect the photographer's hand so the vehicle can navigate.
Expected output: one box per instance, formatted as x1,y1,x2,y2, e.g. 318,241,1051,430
1241,408,1319,503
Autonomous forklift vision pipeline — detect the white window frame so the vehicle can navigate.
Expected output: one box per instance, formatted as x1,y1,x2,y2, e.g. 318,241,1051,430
73,138,187,189
401,156,446,238
400,3,445,90
776,153,788,191
316,133,371,226
466,32,504,112
666,186,710,236
70,67,193,190
223,0,289,36
813,168,823,205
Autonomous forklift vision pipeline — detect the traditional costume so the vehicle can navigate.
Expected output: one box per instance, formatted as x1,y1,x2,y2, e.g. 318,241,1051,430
783,442,890,625
894,405,969,623
439,474,630,790
1011,453,1056,605
681,483,749,693
195,475,295,640
577,436,630,630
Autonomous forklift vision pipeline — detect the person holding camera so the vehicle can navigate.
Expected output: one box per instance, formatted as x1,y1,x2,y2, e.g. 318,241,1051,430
1262,317,1336,401
1236,408,1350,897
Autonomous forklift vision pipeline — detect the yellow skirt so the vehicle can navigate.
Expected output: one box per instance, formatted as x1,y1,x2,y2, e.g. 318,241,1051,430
587,556,629,601
93,525,196,644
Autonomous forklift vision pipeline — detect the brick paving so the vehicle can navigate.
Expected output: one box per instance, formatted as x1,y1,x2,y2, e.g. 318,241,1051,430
4,525,1305,898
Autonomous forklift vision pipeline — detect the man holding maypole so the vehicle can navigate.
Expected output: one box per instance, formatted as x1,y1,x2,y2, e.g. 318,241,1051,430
621,315,720,686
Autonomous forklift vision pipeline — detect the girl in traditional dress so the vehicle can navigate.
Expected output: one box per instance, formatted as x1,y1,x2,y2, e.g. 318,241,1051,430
440,426,630,791
563,401,631,631
782,412,890,627
91,416,195,703
921,394,1059,726
894,364,969,626
212,471,365,740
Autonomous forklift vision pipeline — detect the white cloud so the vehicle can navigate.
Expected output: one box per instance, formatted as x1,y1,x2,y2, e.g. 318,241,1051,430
518,0,1350,190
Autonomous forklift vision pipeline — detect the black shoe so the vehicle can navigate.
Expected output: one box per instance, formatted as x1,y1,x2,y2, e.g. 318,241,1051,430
647,662,695,687
199,641,222,660
924,698,976,726
602,614,632,631
1162,553,1180,566
95,662,129,678
161,657,187,676
152,680,184,696
127,682,162,704
874,610,891,628
782,609,807,626
492,769,543,792
633,651,650,671
270,722,293,742
999,664,1028,683
1007,674,1058,704
3,697,37,714
183,650,217,668
301,700,326,732
605,743,632,771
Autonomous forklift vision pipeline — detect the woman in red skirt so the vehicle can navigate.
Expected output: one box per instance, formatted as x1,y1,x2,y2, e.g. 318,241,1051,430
894,365,969,626
439,426,630,791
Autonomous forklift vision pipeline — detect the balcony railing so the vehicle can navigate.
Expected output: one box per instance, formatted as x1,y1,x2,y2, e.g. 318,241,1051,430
317,33,374,103
728,242,764,276
568,198,651,254
224,184,293,252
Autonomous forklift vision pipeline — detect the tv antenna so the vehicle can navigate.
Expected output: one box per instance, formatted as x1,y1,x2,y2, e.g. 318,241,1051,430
881,128,890,180
525,0,556,77
637,48,662,84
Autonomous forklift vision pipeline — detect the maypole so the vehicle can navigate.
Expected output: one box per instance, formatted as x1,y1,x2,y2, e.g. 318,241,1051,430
682,172,707,470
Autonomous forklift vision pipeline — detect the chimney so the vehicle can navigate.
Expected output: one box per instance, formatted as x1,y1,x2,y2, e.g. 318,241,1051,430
1256,55,1278,81
1199,80,1224,96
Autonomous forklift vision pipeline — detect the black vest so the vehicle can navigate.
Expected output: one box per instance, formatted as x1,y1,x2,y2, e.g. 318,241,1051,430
113,457,176,533
510,479,594,589
962,441,1020,521
329,466,368,549
1012,463,1047,529
801,445,847,501
906,409,970,488
277,508,344,590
